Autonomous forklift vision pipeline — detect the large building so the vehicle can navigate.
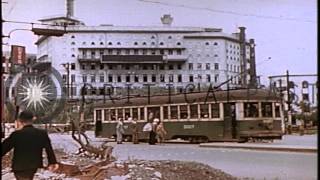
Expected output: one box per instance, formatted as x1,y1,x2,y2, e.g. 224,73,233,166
35,3,257,99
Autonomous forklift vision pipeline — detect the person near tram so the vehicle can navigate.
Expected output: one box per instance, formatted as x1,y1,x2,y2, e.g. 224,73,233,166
149,118,159,145
156,121,167,145
131,118,139,144
116,118,125,144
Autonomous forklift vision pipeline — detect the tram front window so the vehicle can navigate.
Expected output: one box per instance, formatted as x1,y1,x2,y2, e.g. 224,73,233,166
262,102,273,117
244,102,259,117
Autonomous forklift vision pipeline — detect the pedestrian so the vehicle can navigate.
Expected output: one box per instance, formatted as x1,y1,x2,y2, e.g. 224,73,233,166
131,118,139,144
116,118,125,144
149,118,159,145
1,111,59,180
156,121,167,145
299,119,305,136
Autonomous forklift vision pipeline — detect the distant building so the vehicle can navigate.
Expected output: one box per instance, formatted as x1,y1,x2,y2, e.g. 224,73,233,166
34,2,257,98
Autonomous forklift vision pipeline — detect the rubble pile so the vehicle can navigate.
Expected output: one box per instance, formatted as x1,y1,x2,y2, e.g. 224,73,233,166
2,150,240,180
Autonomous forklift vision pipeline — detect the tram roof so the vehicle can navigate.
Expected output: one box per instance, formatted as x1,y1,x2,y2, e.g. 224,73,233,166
93,88,281,109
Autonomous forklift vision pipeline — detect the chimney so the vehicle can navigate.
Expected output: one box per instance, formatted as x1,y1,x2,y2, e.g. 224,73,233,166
66,0,74,17
238,26,247,87
249,39,257,88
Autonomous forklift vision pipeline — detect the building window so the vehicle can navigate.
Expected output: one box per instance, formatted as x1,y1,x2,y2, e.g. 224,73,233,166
108,65,113,70
214,54,218,57
169,64,174,70
152,75,156,82
205,42,209,45
159,65,164,70
197,74,202,81
177,49,182,55
151,42,155,46
134,75,139,82
100,42,104,45
91,51,96,58
214,63,219,70
189,75,194,82
160,49,164,55
100,64,104,70
206,63,210,70
91,64,96,70
71,54,75,57
82,75,87,83
100,75,104,83
117,42,121,45
143,74,148,82
168,36,172,39
91,42,95,45
177,42,181,46
134,49,139,55
108,75,113,82
134,42,138,45
151,36,155,39
178,74,182,82
168,50,173,55
117,75,122,82
189,63,193,70
177,64,181,70
108,42,112,45
142,65,148,70
214,74,219,82
99,50,104,56
207,74,211,82
160,74,165,82
169,74,173,82
108,49,113,54
197,63,202,70
142,49,147,55
91,75,96,83
71,42,75,45
151,50,156,55
71,63,76,70
126,75,130,82
116,50,121,55
227,64,229,71
71,35,75,38
81,65,86,70
82,42,86,45
143,42,147,45
214,42,218,45
159,42,164,45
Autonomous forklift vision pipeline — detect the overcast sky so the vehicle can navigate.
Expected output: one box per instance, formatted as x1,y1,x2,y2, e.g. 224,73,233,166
2,0,317,85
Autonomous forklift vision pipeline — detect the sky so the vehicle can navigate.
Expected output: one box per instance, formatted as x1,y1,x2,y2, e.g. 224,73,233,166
2,0,317,85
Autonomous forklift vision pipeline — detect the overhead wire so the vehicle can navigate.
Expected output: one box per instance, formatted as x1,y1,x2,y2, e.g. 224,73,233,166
138,0,315,23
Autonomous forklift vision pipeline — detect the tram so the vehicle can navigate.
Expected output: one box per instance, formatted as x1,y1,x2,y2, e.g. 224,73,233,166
93,89,284,143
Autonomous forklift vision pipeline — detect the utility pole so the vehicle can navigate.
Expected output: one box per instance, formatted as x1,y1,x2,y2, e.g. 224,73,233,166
286,70,292,126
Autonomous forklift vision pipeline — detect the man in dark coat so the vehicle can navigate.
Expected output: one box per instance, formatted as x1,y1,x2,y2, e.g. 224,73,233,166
1,111,59,180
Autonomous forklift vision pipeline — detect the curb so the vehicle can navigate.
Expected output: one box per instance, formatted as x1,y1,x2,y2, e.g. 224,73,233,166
199,144,317,153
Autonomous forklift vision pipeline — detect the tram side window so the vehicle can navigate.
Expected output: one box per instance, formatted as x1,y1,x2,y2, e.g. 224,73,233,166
147,107,161,120
117,109,124,120
211,103,220,118
163,106,168,120
180,105,188,119
275,104,281,117
140,108,145,120
96,110,102,121
200,104,209,118
244,103,259,117
262,102,273,117
110,109,116,121
125,108,131,120
170,106,178,119
104,109,110,121
190,104,198,119
132,108,138,120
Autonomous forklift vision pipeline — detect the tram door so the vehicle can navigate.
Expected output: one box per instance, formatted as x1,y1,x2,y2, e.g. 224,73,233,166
223,103,236,139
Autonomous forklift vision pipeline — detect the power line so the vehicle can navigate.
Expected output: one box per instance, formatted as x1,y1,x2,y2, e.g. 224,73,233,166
138,0,315,23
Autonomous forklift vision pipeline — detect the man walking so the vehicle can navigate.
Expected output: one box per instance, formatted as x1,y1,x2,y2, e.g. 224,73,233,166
2,111,59,180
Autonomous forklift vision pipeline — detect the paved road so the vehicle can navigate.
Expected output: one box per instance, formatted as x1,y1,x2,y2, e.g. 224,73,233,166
112,143,317,180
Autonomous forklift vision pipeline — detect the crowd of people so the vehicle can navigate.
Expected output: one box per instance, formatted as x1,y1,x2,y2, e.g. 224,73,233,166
115,111,167,145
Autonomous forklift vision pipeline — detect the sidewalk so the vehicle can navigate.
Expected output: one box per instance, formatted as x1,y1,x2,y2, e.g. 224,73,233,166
199,135,317,153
